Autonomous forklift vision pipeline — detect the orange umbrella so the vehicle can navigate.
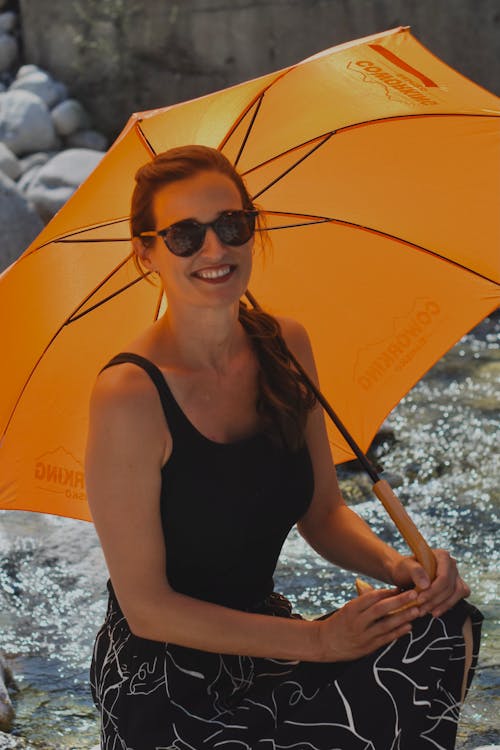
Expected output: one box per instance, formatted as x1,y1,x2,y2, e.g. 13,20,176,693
1,28,498,572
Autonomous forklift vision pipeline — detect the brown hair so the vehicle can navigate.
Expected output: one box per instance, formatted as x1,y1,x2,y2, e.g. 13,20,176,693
130,145,315,449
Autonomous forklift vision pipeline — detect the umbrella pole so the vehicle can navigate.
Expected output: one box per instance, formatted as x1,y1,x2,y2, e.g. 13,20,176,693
244,290,437,582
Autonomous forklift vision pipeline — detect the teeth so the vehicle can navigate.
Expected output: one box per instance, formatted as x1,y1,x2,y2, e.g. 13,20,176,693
196,265,231,279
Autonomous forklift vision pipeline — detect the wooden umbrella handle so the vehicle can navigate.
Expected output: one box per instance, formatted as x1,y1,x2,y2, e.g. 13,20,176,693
355,480,437,599
372,479,437,581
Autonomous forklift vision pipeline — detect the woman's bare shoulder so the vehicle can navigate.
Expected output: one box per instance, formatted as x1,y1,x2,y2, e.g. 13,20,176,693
88,361,171,465
90,360,157,411
276,316,314,360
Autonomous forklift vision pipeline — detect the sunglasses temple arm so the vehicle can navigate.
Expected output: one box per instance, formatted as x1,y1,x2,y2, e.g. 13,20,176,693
244,289,437,583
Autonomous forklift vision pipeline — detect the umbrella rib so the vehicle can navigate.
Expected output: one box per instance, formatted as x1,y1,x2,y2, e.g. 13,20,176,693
66,274,150,324
256,210,498,285
242,111,500,188
218,68,293,153
56,237,131,244
252,132,334,200
18,217,132,260
135,121,158,157
233,94,265,168
1,256,157,441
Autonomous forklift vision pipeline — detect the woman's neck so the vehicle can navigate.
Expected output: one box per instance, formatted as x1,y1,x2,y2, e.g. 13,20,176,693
157,301,247,374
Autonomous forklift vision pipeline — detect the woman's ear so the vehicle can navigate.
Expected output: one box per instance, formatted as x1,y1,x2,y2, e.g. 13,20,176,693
132,237,156,273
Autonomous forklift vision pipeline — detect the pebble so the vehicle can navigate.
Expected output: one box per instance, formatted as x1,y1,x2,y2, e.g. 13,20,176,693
26,148,105,221
66,128,108,151
15,63,38,79
10,69,67,109
51,97,90,136
0,89,59,156
17,162,44,194
0,12,16,34
0,141,20,180
18,150,52,175
0,33,17,73
0,171,44,272
0,655,14,732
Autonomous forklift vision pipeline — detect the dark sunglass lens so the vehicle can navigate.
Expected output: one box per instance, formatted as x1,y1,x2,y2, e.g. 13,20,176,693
165,221,205,256
216,211,255,246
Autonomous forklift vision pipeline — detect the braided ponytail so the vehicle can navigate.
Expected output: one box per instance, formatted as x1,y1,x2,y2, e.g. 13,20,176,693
239,302,316,451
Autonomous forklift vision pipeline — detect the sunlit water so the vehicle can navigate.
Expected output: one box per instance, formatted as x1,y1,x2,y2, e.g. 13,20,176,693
0,312,498,748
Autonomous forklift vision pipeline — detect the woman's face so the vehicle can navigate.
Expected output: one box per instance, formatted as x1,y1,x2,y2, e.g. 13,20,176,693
140,170,254,311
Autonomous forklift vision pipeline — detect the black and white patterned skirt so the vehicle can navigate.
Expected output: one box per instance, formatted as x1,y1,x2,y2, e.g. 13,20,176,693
90,589,482,749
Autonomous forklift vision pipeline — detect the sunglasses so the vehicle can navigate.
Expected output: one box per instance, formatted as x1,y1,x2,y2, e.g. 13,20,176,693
139,209,258,258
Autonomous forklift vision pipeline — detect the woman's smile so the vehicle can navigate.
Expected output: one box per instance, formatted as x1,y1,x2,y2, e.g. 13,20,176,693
191,263,236,282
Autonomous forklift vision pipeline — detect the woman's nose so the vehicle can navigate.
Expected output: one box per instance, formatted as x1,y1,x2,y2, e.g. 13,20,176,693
199,226,225,259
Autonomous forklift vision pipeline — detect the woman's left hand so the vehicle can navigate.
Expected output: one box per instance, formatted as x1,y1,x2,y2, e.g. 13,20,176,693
390,550,471,618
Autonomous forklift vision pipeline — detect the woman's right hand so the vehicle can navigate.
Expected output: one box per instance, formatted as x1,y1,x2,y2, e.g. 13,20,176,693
316,588,420,662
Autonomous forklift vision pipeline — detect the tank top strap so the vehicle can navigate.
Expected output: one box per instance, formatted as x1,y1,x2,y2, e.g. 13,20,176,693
99,351,184,434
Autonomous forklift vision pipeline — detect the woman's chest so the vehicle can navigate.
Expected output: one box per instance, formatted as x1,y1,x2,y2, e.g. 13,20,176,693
167,362,260,444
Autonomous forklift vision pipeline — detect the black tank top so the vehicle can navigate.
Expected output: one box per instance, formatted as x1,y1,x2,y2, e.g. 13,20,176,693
100,352,315,610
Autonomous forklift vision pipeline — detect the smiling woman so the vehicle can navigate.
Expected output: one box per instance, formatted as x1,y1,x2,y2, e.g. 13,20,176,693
85,144,481,749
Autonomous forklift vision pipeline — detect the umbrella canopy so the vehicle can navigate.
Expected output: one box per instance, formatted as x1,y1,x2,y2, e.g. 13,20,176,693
1,26,499,522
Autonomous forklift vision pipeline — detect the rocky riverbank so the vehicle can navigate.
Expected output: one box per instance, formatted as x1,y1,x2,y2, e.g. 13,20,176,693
0,733,98,749
0,4,107,273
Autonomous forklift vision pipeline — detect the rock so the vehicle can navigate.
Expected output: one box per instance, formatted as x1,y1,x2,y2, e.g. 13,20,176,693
10,70,67,109
0,33,17,73
0,730,52,748
0,171,44,272
18,153,58,196
0,12,16,34
51,98,90,136
379,470,405,489
15,64,39,79
0,90,59,156
26,148,104,221
0,654,14,732
0,142,20,180
66,128,108,151
18,151,52,175
17,163,44,194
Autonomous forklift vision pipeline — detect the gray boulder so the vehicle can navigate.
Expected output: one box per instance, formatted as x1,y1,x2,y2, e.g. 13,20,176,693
26,148,104,222
0,12,16,34
0,654,14,732
0,33,17,73
17,163,44,194
66,128,108,151
51,98,90,136
15,63,38,79
0,90,59,156
0,142,21,180
10,69,67,109
0,172,43,273
18,154,56,194
0,730,52,748
19,151,52,175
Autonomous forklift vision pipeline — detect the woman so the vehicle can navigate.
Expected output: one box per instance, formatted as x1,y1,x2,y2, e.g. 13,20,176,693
86,145,482,748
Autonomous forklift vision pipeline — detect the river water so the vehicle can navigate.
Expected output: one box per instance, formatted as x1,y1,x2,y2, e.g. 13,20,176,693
0,312,498,748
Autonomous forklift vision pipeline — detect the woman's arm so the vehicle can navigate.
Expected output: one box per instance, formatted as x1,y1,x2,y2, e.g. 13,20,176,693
280,318,469,618
85,362,419,662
